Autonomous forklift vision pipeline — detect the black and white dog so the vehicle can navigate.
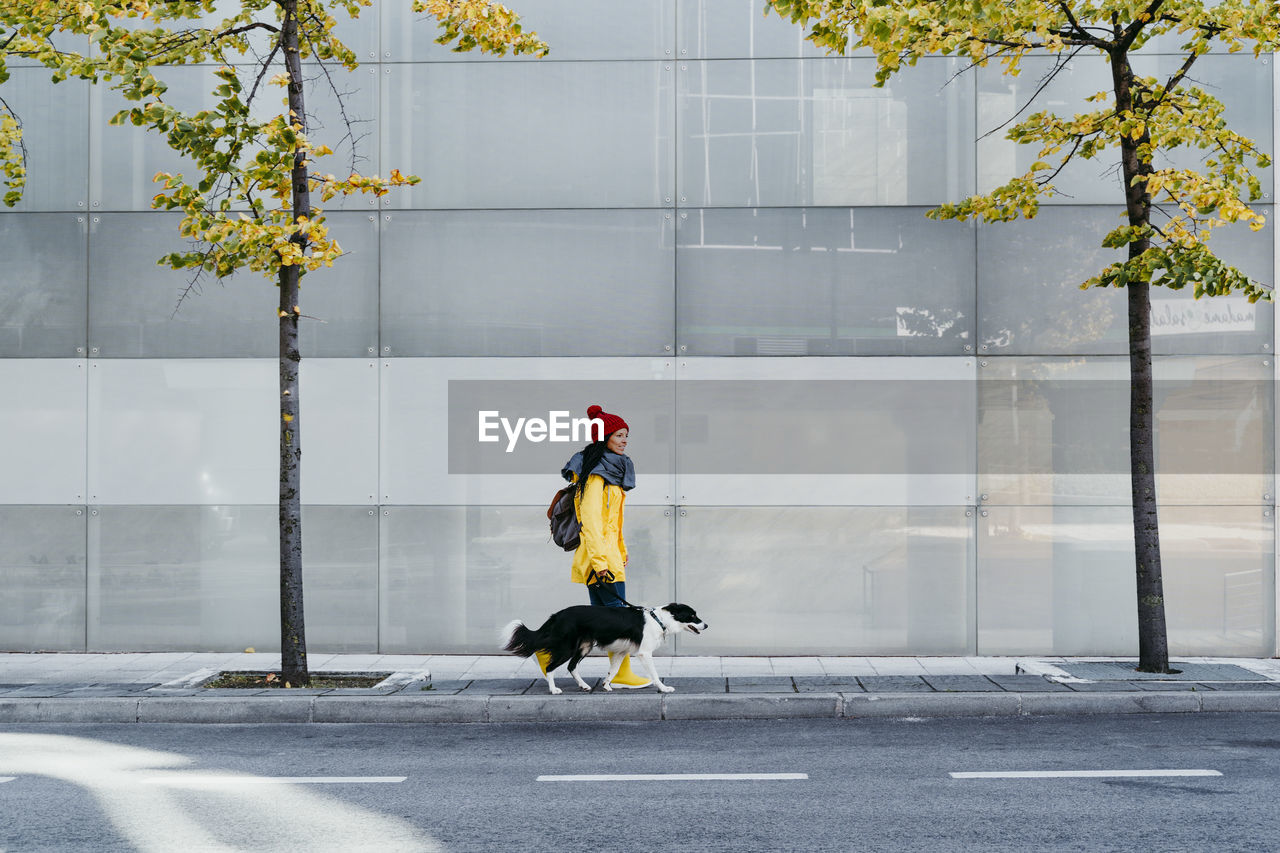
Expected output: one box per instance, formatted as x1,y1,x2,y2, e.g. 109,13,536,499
501,603,708,694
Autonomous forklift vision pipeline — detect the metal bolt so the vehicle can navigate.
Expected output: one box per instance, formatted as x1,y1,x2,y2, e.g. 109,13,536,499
1265,494,1273,501
383,346,391,353
980,510,988,517
980,494,989,501
1266,510,1273,517
980,344,988,351
368,347,375,354
76,509,83,516
980,361,988,367
665,197,672,203
76,347,84,354
368,510,375,516
91,510,98,516
964,345,973,352
965,510,973,518
664,510,671,517
384,510,390,516
664,345,672,352
680,49,687,56
680,213,688,220
680,65,687,71
680,345,687,352
90,347,99,355
665,65,671,71
665,49,671,55
664,213,672,220
680,510,687,517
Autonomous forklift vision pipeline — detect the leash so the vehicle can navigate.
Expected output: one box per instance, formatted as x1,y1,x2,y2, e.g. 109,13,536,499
587,575,667,638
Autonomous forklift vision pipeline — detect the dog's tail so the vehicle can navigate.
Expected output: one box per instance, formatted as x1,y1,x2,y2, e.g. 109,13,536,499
500,619,539,657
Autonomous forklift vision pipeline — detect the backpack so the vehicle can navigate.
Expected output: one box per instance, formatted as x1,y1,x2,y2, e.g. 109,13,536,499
547,484,580,551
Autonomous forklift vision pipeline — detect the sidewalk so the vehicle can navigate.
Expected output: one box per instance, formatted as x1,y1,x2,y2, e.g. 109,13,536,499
2,652,1279,724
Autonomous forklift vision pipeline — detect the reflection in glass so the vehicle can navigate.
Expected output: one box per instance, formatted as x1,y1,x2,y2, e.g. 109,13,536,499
88,506,378,652
0,507,87,651
678,208,974,354
678,58,974,207
977,505,1273,656
2,71,88,211
977,356,1273,506
977,207,1273,355
383,62,673,208
978,54,1273,205
0,214,87,357
677,506,973,654
380,210,674,356
379,506,673,653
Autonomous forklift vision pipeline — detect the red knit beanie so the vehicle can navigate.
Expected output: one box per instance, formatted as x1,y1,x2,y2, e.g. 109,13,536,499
587,404,628,442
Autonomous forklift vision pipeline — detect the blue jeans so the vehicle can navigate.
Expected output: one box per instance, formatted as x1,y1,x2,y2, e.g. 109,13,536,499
588,581,627,608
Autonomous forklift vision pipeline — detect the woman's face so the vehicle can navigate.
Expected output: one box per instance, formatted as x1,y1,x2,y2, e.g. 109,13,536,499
606,429,628,454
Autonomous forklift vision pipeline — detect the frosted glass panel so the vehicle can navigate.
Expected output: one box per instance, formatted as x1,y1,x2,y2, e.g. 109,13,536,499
88,360,275,504
678,0,837,59
380,358,677,506
0,213,87,357
976,206,1274,355
0,507,87,651
977,505,1274,657
88,505,378,652
91,64,378,212
676,506,973,654
978,55,1272,204
380,210,674,356
379,506,674,653
678,58,974,207
382,62,674,208
676,358,976,506
383,0,674,61
88,212,377,357
298,359,379,505
977,356,1273,506
0,360,86,504
677,207,974,355
2,70,87,211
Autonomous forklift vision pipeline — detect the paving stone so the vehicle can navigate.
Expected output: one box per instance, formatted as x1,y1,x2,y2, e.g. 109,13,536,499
2,685,79,697
663,693,840,720
660,677,727,693
1057,662,1265,681
1195,681,1280,691
1130,681,1203,691
415,680,472,695
921,675,1003,693
857,676,934,693
986,676,1072,692
1063,681,1147,692
464,678,539,695
727,677,797,693
794,677,866,693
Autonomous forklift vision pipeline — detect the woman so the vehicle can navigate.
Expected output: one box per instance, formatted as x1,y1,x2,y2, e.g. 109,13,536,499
552,403,651,688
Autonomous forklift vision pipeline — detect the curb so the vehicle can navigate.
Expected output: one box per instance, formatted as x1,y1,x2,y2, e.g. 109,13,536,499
3,689,1280,724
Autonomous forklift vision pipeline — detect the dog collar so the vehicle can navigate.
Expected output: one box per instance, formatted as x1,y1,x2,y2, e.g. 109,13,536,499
646,608,667,637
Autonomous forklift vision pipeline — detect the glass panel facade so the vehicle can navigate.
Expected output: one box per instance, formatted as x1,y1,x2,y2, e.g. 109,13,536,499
977,206,1274,355
380,210,675,356
676,506,974,654
978,54,1273,205
678,0,839,59
91,64,379,213
2,70,88,211
677,207,975,355
379,505,674,653
977,356,1273,507
87,212,377,358
0,360,86,505
0,213,88,357
382,61,674,208
0,506,87,652
87,360,276,505
977,505,1274,656
382,0,674,62
379,358,677,506
678,58,975,207
87,505,379,652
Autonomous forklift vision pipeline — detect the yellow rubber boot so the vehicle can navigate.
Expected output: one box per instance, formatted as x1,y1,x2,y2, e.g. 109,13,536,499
535,650,552,675
607,653,652,689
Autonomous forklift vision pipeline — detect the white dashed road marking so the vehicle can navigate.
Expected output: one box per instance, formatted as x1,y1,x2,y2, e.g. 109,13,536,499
537,773,808,782
140,775,407,786
950,770,1222,780
0,777,14,783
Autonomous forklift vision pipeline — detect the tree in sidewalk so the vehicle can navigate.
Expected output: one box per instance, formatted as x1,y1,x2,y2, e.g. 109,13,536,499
767,0,1275,672
2,0,545,685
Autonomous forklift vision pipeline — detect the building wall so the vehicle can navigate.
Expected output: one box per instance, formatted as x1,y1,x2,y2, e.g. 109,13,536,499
0,0,1275,656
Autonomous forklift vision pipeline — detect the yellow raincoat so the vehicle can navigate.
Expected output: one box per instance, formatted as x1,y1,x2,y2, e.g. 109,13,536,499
569,472,627,585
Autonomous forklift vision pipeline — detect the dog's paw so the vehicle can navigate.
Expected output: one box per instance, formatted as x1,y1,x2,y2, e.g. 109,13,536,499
549,686,563,695
657,684,675,693
600,681,614,692
578,683,592,692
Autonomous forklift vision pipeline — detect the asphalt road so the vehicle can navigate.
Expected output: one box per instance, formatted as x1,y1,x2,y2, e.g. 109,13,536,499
2,713,1278,852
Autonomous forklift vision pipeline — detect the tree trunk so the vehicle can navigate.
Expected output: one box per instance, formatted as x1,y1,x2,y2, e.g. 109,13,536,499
278,0,310,687
1112,49,1171,674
